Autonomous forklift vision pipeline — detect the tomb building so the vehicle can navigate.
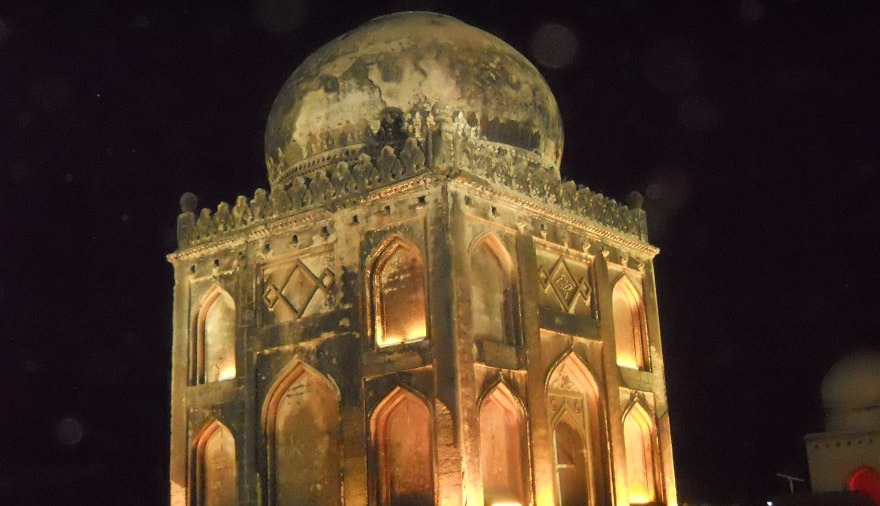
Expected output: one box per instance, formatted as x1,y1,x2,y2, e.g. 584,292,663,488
804,351,880,504
168,11,677,505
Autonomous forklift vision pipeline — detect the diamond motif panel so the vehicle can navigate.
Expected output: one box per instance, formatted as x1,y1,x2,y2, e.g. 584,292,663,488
262,257,335,322
536,251,592,315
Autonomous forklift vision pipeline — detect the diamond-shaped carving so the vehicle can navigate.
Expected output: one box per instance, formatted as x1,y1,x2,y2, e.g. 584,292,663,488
263,283,281,309
551,263,577,303
263,260,335,319
549,258,578,310
577,278,591,304
539,255,593,314
320,268,336,291
282,265,320,317
538,266,550,287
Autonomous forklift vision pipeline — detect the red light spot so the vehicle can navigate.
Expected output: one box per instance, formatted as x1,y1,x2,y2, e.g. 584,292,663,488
849,467,880,506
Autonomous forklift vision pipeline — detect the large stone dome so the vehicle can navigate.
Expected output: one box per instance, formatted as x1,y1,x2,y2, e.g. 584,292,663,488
821,350,880,432
264,11,563,189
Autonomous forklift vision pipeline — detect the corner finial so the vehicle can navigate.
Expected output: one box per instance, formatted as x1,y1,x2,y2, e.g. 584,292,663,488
626,190,644,210
179,192,198,213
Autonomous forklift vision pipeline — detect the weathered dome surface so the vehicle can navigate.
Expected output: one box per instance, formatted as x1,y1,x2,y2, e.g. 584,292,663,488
821,350,880,432
265,11,563,189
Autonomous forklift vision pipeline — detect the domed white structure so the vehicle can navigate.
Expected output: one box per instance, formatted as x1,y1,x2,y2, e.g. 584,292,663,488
806,351,880,499
168,12,677,506
821,351,880,433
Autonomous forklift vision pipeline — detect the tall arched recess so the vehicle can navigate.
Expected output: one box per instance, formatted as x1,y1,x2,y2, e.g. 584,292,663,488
370,387,435,505
261,360,341,506
612,276,649,370
469,233,518,345
191,419,237,506
546,353,608,505
367,235,428,348
623,401,659,505
479,382,529,505
191,284,236,384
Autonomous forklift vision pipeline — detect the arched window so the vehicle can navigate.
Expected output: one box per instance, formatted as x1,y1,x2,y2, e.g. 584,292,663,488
547,353,607,505
554,414,589,506
479,383,527,504
261,361,341,506
369,236,428,347
191,285,236,384
371,387,434,505
623,402,658,505
612,277,648,370
470,234,516,344
191,419,237,506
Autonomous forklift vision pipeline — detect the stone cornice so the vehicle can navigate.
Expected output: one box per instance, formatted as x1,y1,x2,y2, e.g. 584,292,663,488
452,177,659,258
173,118,652,258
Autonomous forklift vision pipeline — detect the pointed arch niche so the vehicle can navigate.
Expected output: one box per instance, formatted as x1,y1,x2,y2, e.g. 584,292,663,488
479,383,528,505
370,387,434,505
469,233,517,345
622,401,659,505
547,353,607,505
612,276,649,370
368,235,428,347
191,285,236,384
261,361,341,506
191,419,237,506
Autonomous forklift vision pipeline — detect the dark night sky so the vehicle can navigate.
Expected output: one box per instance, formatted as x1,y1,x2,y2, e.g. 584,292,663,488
2,1,879,504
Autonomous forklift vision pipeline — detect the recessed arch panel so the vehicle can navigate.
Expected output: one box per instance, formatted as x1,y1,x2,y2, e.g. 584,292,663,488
191,284,236,384
546,353,607,505
370,387,435,505
368,235,428,347
623,401,658,504
261,360,341,506
553,413,589,506
612,276,648,370
479,382,528,504
191,419,237,506
469,233,517,344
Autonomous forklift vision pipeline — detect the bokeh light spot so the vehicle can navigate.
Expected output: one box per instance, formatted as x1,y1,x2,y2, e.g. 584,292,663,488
646,40,699,93
55,417,84,446
677,95,718,131
739,0,766,24
530,23,579,70
255,0,307,35
135,14,150,29
644,165,692,239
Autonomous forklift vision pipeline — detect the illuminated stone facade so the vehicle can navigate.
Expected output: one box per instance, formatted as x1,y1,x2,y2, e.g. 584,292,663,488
168,12,676,505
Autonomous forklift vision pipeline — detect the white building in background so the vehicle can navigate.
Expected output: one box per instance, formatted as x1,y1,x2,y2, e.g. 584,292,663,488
805,351,880,504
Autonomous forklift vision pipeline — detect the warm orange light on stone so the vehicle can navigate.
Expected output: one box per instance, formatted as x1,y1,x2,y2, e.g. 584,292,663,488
624,402,658,504
371,236,428,347
168,11,677,506
613,275,648,370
